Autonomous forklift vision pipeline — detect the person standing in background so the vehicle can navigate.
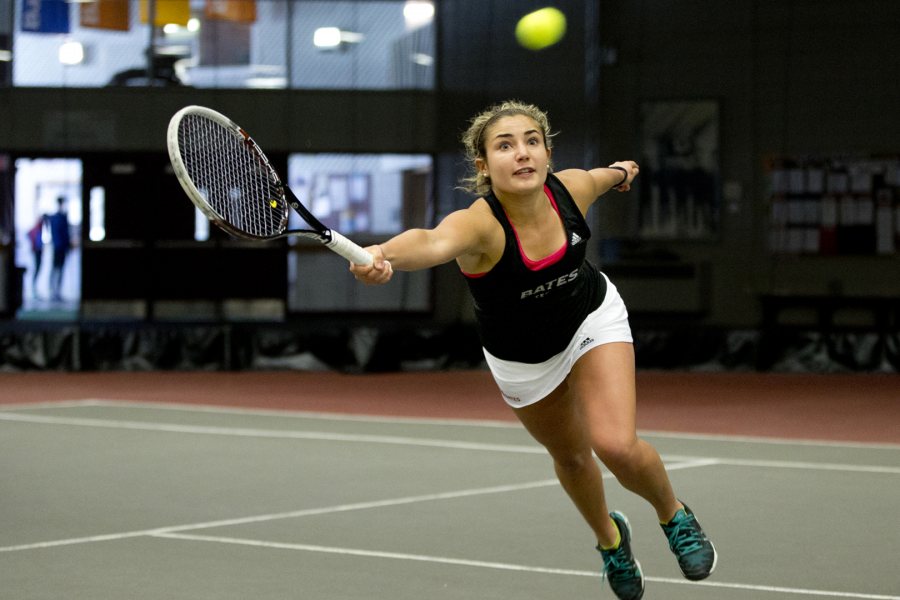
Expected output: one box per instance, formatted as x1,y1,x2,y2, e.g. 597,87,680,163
26,215,45,299
46,197,71,302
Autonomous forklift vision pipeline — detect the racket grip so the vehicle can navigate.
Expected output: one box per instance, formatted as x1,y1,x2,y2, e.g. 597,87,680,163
326,230,374,266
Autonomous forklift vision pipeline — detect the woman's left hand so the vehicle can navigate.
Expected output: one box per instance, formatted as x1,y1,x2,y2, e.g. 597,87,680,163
609,160,639,191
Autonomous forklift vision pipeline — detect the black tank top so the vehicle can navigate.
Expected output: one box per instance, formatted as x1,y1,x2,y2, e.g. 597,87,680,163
462,173,606,363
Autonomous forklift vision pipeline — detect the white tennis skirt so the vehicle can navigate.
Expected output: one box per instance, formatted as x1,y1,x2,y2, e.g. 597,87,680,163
483,273,633,408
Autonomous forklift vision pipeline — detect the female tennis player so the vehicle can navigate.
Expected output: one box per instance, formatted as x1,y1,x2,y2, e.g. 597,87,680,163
350,100,716,599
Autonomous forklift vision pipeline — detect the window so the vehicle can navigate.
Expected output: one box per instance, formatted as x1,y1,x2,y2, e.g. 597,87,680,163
286,152,433,312
11,0,435,90
287,152,432,236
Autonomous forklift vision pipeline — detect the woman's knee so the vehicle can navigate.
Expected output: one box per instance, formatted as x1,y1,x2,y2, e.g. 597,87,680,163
552,448,596,476
593,434,640,470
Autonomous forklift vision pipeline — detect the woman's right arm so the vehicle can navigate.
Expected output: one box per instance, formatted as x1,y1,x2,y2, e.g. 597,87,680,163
350,205,491,285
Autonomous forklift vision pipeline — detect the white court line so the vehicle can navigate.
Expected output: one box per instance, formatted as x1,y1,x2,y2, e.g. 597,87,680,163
81,399,522,429
705,457,900,474
641,429,900,451
154,532,900,600
0,399,519,428
0,411,546,455
0,460,713,555
0,478,558,553
2,411,898,474
5,399,899,451
0,399,104,411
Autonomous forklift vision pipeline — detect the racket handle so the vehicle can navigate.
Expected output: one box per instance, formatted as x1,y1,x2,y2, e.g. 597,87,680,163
326,230,374,266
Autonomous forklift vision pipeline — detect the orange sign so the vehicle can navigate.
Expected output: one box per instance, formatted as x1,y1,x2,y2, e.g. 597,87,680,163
140,0,191,26
81,0,130,31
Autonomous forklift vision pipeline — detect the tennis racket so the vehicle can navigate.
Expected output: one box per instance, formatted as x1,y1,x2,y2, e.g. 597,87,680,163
166,105,373,265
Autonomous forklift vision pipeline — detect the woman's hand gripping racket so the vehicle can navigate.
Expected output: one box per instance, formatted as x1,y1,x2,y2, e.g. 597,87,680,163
166,105,373,266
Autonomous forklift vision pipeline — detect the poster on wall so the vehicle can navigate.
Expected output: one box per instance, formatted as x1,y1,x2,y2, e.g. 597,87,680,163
139,0,190,26
636,100,720,239
765,155,900,256
80,0,130,32
20,0,70,33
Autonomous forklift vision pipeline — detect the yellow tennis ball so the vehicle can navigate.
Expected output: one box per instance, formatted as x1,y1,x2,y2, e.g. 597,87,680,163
515,7,567,51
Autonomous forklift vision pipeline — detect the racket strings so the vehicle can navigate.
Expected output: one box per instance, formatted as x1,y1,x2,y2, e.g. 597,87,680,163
178,115,287,237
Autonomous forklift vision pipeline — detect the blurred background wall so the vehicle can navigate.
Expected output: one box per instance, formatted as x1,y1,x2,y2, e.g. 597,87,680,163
1,0,898,372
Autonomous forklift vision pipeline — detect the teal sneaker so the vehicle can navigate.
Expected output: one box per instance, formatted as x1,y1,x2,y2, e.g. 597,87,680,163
597,511,644,600
661,502,717,580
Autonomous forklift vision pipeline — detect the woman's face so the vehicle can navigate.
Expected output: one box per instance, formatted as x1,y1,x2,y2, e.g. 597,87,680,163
478,114,551,196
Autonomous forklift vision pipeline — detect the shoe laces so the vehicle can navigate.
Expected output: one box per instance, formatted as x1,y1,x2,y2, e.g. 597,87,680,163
601,546,638,584
665,515,705,555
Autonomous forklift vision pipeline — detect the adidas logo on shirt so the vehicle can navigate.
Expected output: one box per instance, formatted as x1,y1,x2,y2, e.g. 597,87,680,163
570,232,583,245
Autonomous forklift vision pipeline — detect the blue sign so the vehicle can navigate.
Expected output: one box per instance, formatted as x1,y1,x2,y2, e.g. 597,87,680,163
21,0,71,34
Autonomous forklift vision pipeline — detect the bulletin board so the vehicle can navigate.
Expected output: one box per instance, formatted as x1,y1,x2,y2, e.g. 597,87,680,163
765,156,900,255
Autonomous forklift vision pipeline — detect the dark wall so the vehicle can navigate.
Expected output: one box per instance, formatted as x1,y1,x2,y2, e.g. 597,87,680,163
594,0,900,326
0,88,436,154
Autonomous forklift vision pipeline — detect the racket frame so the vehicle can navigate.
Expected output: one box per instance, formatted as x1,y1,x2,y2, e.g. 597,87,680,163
167,105,373,265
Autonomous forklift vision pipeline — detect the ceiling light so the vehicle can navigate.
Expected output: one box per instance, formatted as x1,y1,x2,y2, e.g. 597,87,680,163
58,41,84,66
314,27,342,48
403,1,434,29
246,76,288,89
313,27,364,50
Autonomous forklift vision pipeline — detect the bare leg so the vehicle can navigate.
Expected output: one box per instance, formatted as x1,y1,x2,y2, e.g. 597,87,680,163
570,342,681,522
513,380,619,547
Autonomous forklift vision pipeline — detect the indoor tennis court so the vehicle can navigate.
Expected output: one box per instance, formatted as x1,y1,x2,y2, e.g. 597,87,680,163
3,1,900,599
2,371,898,600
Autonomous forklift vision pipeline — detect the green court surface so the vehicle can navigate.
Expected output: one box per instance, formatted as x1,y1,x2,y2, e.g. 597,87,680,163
2,400,899,599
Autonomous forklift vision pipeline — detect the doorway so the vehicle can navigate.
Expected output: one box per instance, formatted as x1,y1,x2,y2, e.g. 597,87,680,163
14,157,82,319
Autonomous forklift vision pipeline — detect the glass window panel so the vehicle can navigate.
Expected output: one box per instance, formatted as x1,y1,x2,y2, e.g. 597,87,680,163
286,152,432,236
285,151,432,313
287,1,433,90
11,0,434,90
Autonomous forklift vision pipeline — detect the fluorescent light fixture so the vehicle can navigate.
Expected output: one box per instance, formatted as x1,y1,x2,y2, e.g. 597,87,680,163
411,52,433,66
314,27,342,48
340,31,365,43
313,27,365,49
89,187,106,242
163,19,199,36
403,1,434,29
245,76,288,89
194,207,209,242
58,41,84,65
